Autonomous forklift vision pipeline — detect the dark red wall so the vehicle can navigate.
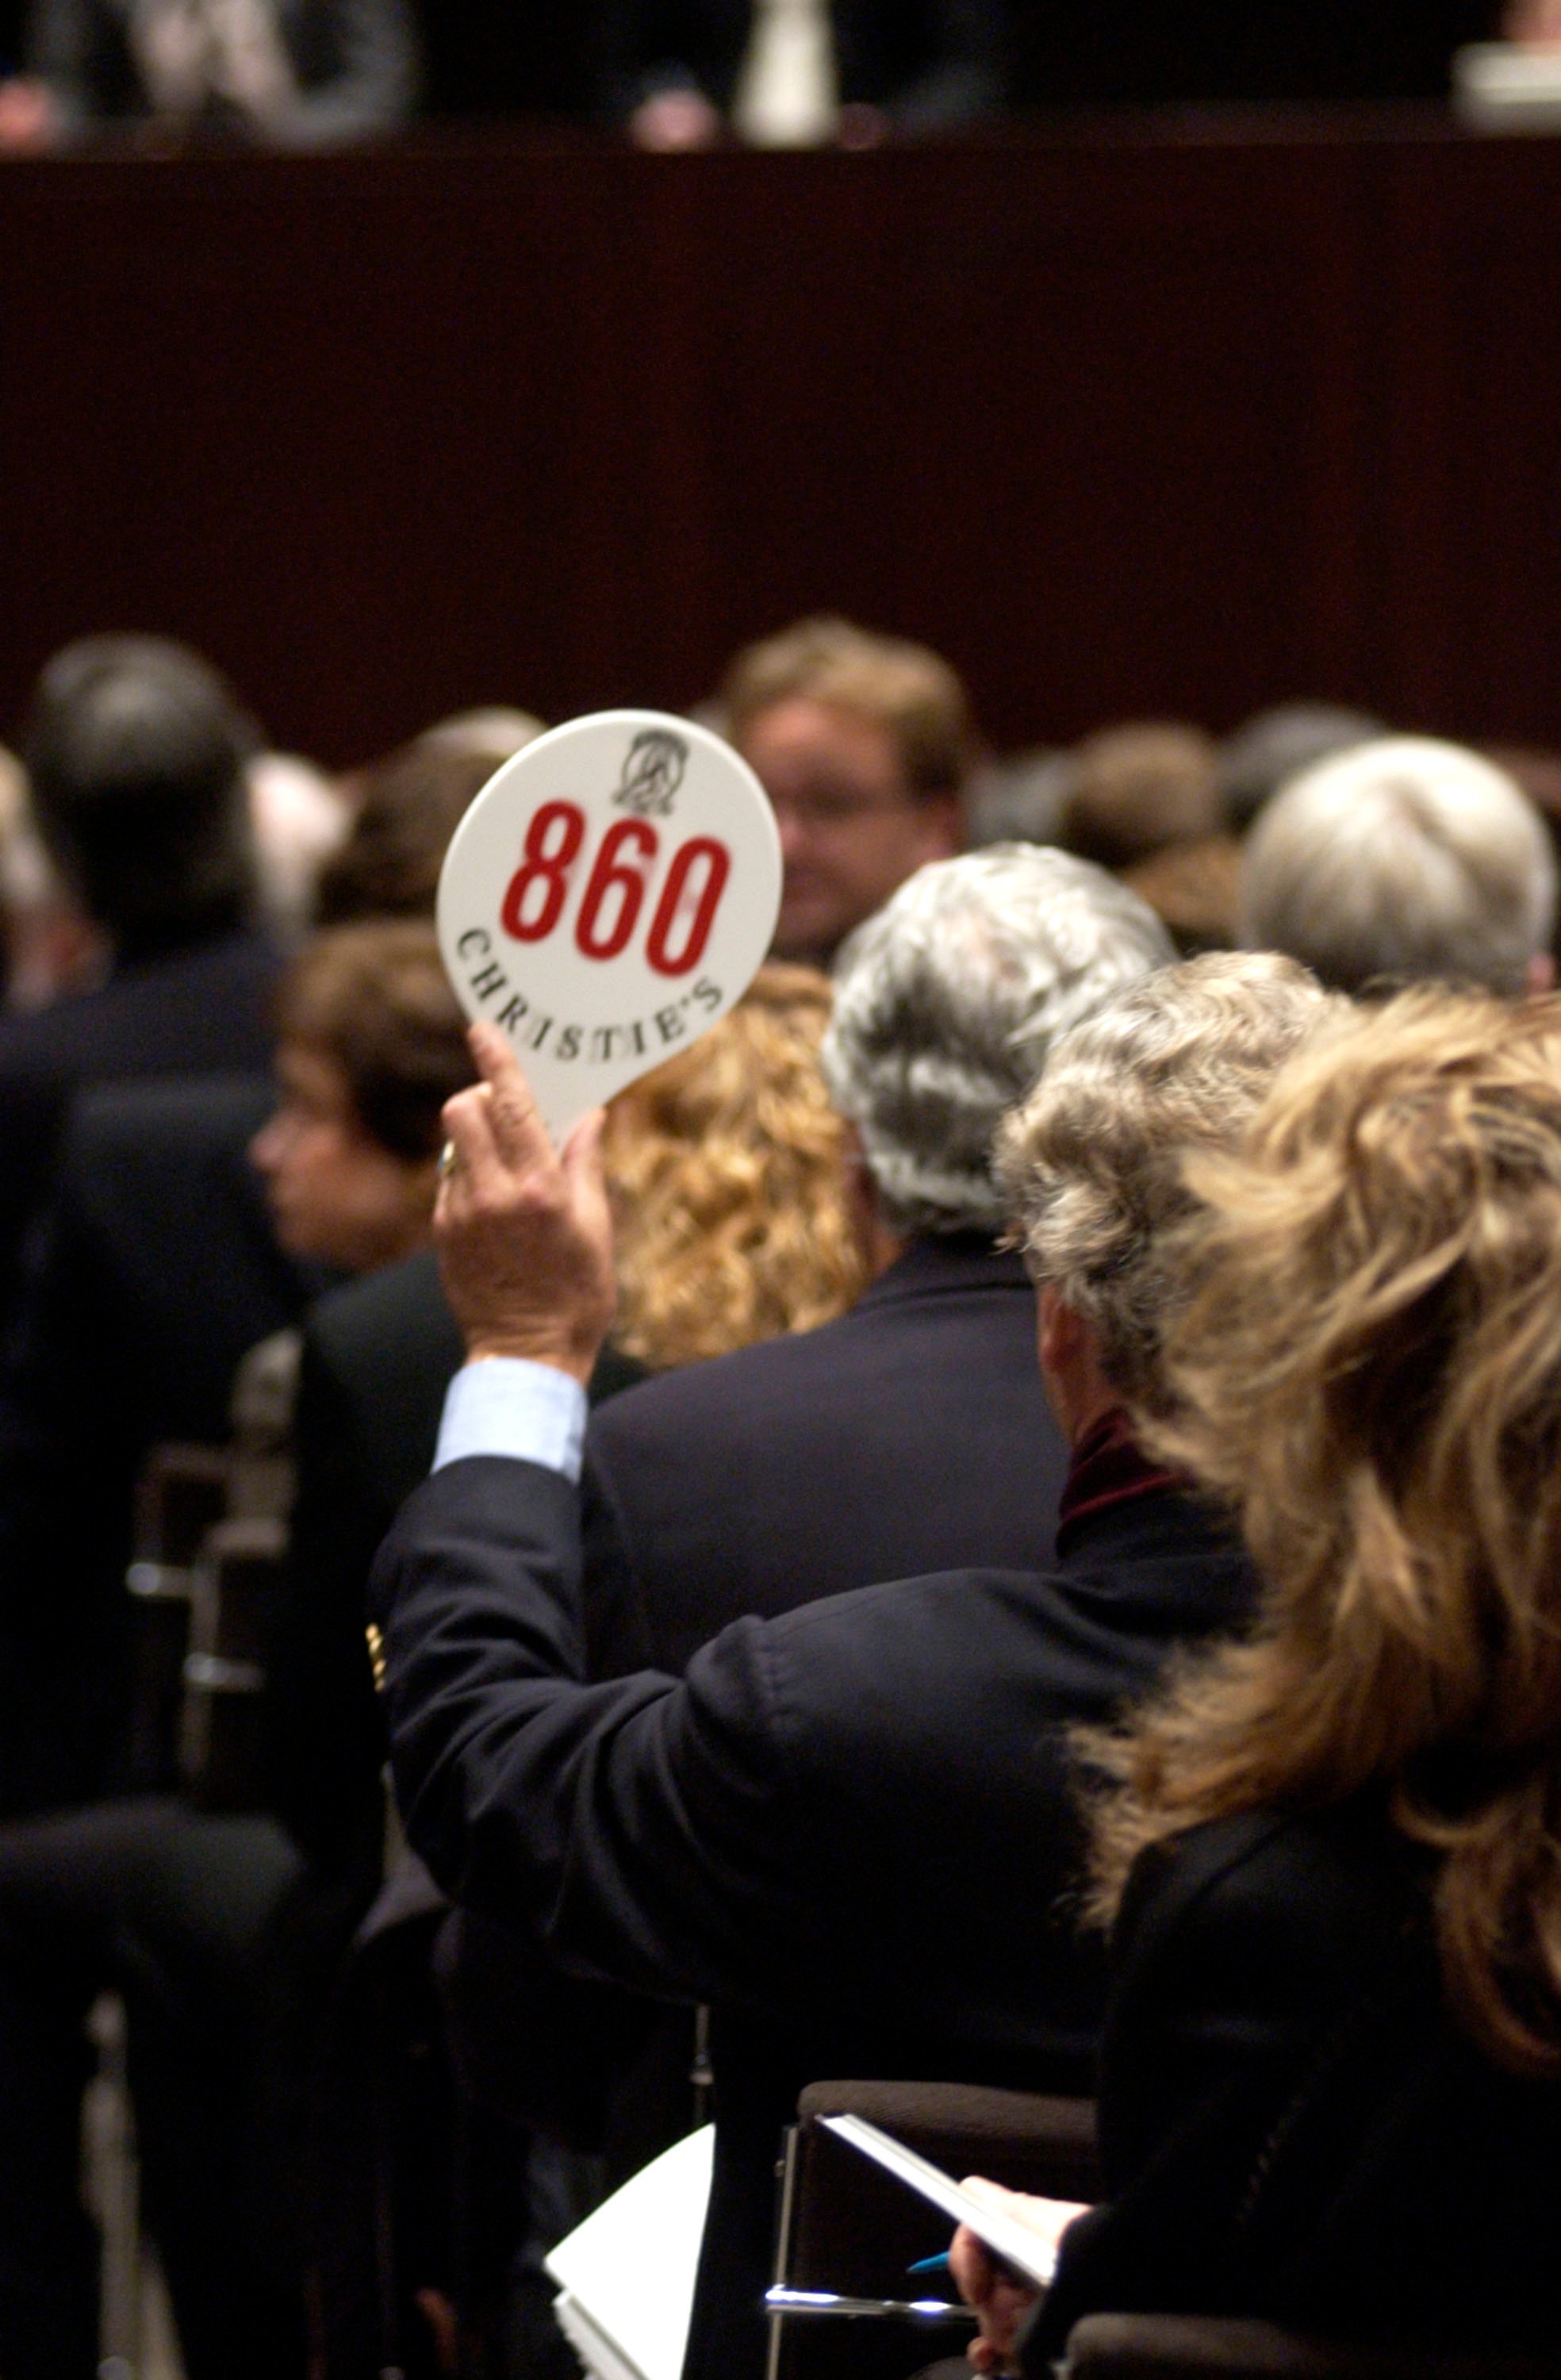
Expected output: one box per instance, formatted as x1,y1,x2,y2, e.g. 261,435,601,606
2,118,1559,766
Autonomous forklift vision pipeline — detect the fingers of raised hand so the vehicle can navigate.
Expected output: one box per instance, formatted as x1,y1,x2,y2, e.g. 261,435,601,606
468,1020,551,1171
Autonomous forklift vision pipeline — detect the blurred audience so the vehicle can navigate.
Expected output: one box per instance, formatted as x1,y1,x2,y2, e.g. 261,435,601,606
1240,734,1555,993
0,0,418,153
719,614,968,967
958,988,1561,2366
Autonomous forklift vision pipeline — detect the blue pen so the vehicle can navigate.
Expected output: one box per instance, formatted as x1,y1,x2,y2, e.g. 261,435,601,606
907,2253,953,2278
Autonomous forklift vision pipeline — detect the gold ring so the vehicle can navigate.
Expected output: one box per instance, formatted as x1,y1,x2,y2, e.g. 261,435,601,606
437,1139,459,1183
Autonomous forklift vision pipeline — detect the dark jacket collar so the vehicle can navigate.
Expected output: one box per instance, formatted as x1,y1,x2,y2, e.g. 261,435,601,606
855,1230,1030,1311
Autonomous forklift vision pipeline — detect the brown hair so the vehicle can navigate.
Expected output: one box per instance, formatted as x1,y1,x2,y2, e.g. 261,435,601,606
721,616,972,800
602,964,869,1370
1086,989,1561,2074
1061,723,1221,873
276,921,474,1161
316,741,497,924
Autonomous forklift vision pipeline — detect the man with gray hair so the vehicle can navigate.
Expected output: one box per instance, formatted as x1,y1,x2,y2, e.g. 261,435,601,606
1241,735,1556,995
370,944,1327,2380
581,844,1174,1674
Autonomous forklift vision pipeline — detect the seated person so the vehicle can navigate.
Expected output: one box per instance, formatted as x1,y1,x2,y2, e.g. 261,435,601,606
0,633,278,1321
956,987,1561,2365
0,916,474,2380
719,615,969,969
1240,735,1556,996
368,949,1330,2380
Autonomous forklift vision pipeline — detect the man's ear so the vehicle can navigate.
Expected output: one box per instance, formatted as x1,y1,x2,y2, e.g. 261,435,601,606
1526,950,1556,995
1036,1281,1080,1375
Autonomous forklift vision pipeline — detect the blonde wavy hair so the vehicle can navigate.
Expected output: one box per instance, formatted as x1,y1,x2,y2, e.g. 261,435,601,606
1086,988,1561,2074
601,964,869,1370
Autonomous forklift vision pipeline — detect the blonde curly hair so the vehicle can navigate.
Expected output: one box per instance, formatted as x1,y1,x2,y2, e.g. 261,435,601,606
602,964,869,1371
1085,988,1561,2075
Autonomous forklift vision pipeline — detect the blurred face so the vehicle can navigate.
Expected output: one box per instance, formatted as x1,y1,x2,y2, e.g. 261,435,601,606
250,1042,436,1274
739,697,961,966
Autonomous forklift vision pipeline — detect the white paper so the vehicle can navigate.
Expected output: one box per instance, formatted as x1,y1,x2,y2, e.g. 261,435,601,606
820,2113,1090,2290
546,2124,715,2380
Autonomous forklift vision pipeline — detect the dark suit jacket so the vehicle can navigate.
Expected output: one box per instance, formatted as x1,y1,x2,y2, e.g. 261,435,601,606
0,1072,316,1817
1035,1804,1561,2359
581,1234,1069,1677
371,1458,1257,2380
0,925,278,1319
596,0,1006,124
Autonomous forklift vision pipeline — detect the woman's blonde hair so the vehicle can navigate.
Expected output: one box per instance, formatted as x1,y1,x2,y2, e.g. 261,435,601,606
1087,989,1561,2073
602,964,869,1371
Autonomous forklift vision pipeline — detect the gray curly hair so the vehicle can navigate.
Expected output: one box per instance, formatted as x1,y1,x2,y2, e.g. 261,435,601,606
995,950,1340,1411
821,845,1175,1236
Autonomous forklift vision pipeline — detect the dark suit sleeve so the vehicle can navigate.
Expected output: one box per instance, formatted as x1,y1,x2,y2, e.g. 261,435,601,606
370,1455,814,2007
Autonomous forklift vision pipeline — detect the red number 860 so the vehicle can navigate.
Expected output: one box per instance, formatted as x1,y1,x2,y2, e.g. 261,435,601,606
500,800,731,977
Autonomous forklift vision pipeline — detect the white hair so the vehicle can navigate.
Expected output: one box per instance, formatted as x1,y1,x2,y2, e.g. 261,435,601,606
1241,736,1556,996
996,952,1339,1408
821,845,1175,1236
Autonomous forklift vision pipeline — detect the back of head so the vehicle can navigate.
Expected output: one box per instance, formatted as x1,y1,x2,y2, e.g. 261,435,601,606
602,962,869,1368
1061,722,1220,872
998,950,1337,1411
1218,700,1385,832
24,634,259,957
1241,735,1556,996
276,919,473,1161
317,740,501,924
721,614,972,800
823,844,1175,1237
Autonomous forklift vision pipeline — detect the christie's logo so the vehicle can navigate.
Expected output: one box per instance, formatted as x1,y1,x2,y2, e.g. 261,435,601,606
614,728,687,820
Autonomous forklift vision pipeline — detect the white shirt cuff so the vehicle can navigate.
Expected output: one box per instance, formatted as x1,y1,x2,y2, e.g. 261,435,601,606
433,1357,589,1484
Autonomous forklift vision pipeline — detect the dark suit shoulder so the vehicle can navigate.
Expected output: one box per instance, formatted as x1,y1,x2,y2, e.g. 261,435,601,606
0,930,278,1088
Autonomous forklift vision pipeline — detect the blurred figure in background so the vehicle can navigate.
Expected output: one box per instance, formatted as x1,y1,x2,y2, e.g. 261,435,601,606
600,0,1007,150
1241,735,1555,994
1058,721,1221,873
0,634,278,1311
0,0,418,152
1216,697,1384,834
0,742,105,1012
246,748,350,944
317,734,514,926
720,614,968,968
